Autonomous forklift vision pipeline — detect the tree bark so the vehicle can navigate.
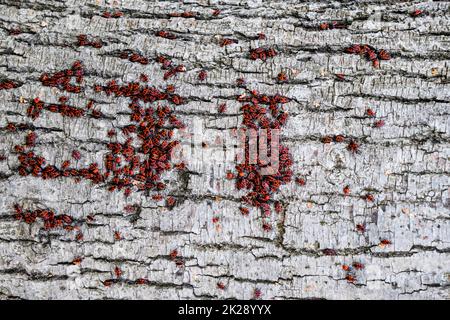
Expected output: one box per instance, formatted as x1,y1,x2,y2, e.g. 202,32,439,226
0,0,449,300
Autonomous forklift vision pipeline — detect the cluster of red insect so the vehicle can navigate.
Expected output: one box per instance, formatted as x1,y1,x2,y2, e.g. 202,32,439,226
0,80,19,90
93,78,184,197
249,47,277,61
232,90,293,229
342,262,365,283
13,203,76,232
16,60,185,203
345,44,391,69
15,132,104,184
40,60,84,93
27,97,90,120
319,21,347,30
321,134,360,154
8,28,22,35
155,30,176,40
6,122,30,132
322,134,346,144
102,11,123,18
155,56,186,81
119,50,149,65
77,34,103,48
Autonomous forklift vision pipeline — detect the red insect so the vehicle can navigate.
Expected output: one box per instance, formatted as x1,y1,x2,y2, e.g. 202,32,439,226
6,123,17,131
262,222,272,231
107,129,116,137
335,73,346,81
274,201,283,213
342,264,350,271
8,28,22,36
343,185,351,195
72,150,81,160
366,108,376,117
363,194,374,202
140,74,149,82
198,70,207,81
366,49,377,61
377,49,391,61
320,21,347,30
217,282,226,290
373,120,385,128
85,100,94,110
410,9,424,17
253,288,262,299
25,132,36,147
166,196,176,207
380,239,392,246
277,71,287,82
72,257,83,265
226,171,234,180
114,266,122,278
169,249,178,260
75,232,83,241
112,11,123,18
135,278,149,285
239,207,249,215
103,280,113,287
212,9,221,16
322,136,332,144
236,78,246,86
212,216,220,224
345,275,356,283
218,103,226,113
220,38,237,47
347,140,359,154
322,248,337,256
356,224,366,233
156,30,177,40
174,162,186,170
295,177,306,186
352,262,364,270
61,160,71,169
175,258,185,268
372,59,380,69
114,231,122,241
345,44,362,54
334,135,345,143
319,23,330,30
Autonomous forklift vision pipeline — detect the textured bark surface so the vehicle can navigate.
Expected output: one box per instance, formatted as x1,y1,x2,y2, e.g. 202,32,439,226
0,0,449,300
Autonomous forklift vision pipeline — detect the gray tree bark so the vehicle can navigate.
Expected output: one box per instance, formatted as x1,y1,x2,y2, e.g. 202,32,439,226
0,0,449,300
